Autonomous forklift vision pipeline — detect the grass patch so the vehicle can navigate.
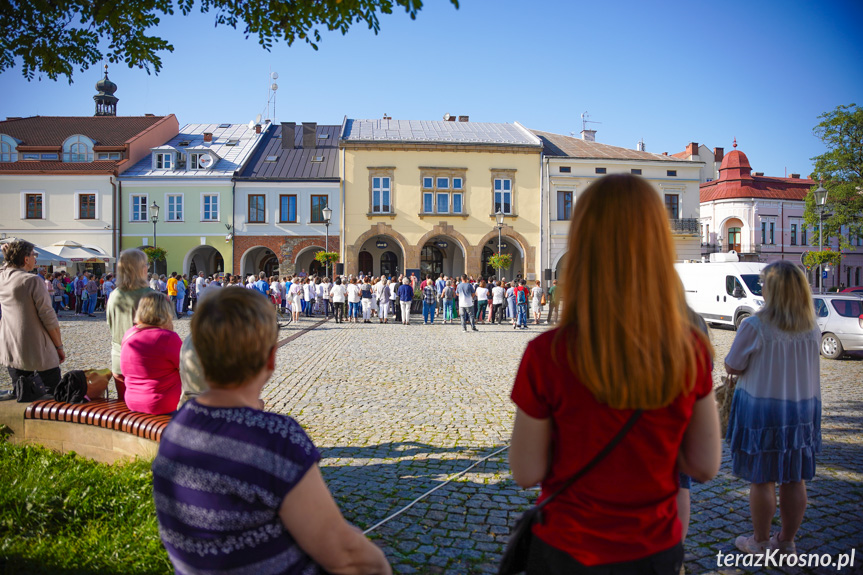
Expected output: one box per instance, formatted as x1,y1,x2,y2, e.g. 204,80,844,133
0,439,170,574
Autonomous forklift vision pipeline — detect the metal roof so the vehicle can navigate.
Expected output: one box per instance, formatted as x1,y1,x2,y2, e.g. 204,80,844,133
533,130,690,163
122,123,266,178
238,124,340,180
341,119,541,147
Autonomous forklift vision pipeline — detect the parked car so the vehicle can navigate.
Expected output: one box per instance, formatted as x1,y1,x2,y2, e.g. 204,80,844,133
840,286,863,297
813,294,863,359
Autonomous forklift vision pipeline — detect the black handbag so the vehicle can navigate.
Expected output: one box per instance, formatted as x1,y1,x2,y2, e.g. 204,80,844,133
498,410,643,575
13,372,50,403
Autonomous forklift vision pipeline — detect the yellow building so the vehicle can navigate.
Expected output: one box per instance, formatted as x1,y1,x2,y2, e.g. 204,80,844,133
339,118,543,280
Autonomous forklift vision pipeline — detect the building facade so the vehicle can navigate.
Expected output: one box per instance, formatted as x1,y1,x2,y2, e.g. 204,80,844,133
119,123,267,276
340,118,543,279
535,130,704,278
699,146,863,289
233,122,340,278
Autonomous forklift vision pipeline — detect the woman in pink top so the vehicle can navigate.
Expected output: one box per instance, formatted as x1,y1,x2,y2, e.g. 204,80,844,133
120,292,182,415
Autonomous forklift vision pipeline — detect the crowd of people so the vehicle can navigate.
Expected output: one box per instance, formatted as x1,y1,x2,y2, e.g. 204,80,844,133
0,173,825,574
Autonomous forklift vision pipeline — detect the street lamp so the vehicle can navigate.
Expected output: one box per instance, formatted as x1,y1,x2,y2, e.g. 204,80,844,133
322,205,333,278
814,184,828,293
149,201,160,275
495,210,505,280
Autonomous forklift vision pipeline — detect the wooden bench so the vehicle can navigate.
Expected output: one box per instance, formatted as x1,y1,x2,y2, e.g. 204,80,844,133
13,399,172,463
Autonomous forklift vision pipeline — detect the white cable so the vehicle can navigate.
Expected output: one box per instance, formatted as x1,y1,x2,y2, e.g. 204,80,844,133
362,444,510,535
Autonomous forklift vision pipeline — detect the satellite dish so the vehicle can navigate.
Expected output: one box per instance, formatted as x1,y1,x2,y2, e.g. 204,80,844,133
248,120,255,130
271,72,279,80
271,83,278,91
255,114,262,124
199,154,214,169
443,113,451,121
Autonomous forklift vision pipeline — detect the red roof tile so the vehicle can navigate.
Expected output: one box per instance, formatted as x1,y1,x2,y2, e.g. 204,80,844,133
0,115,169,147
0,161,121,174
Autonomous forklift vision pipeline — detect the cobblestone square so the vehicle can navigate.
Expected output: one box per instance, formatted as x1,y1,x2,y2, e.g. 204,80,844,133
2,312,861,574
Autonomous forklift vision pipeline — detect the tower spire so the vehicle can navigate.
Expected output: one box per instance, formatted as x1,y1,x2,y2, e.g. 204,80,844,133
94,64,119,116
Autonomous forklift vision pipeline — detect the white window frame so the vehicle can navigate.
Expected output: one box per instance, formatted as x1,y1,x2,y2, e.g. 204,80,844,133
452,177,463,190
20,190,46,220
494,178,512,215
452,192,463,214
422,177,434,189
0,134,17,162
96,152,121,160
62,134,94,163
166,194,184,222
130,194,148,222
436,192,449,214
201,193,220,222
154,152,173,170
372,177,391,214
74,190,99,220
423,192,434,214
436,177,449,190
189,152,211,170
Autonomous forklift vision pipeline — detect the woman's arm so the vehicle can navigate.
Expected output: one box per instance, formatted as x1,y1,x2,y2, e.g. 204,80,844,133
677,392,721,483
509,408,552,488
280,464,391,575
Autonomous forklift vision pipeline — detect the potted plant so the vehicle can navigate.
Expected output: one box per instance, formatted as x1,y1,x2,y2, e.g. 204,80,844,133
142,246,167,273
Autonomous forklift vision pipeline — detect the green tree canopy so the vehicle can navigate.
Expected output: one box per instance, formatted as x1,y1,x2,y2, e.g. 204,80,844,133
804,103,863,252
0,0,458,83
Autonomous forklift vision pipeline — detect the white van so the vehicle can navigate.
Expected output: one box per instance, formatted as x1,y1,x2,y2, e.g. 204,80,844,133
674,261,766,329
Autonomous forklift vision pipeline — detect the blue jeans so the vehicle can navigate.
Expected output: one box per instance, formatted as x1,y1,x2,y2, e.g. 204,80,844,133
461,306,476,330
517,303,528,327
422,301,435,323
87,294,97,314
349,302,360,318
175,294,185,317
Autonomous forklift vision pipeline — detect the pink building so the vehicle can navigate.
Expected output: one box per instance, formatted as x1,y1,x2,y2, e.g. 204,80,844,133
698,147,863,290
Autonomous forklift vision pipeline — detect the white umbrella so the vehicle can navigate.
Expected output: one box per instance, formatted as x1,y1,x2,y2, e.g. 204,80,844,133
0,237,68,266
49,240,115,264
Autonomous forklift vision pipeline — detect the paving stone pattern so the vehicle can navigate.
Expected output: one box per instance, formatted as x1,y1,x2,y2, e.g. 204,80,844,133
1,311,861,574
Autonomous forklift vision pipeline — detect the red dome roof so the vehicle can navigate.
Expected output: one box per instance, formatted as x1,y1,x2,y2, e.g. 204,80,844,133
718,149,752,180
720,150,751,171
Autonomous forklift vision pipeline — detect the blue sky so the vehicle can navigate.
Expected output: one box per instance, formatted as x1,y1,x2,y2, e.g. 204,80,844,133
2,0,861,177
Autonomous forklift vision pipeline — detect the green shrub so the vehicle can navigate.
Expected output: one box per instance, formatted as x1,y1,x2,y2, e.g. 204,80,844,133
0,439,170,574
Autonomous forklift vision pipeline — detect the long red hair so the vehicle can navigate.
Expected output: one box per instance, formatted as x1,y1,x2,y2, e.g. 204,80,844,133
555,175,712,409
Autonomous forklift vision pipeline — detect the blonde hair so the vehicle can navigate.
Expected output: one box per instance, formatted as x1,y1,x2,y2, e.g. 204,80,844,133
116,249,149,291
191,287,278,388
758,260,816,332
134,292,174,327
557,174,712,409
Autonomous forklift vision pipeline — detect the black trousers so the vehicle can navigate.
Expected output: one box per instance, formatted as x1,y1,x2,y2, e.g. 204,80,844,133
492,303,503,324
527,537,683,575
7,366,62,394
334,302,345,322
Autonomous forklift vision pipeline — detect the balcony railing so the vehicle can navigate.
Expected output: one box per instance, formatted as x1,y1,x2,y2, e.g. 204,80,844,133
669,218,700,235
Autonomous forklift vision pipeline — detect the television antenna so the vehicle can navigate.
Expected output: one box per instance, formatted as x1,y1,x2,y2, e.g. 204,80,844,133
581,111,602,131
265,69,279,123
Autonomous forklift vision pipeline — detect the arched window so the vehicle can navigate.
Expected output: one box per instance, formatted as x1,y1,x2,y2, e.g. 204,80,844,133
380,251,398,277
63,134,94,162
0,134,18,162
420,245,443,278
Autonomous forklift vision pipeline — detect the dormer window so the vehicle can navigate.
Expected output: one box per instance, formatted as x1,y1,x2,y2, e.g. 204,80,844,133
155,152,173,169
0,134,18,162
63,134,94,162
190,152,213,170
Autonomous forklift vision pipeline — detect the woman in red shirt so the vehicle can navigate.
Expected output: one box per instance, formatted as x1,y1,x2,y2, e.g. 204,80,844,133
509,174,721,574
120,292,182,415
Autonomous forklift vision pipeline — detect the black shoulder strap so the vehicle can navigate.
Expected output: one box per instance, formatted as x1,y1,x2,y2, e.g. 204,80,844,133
536,409,642,511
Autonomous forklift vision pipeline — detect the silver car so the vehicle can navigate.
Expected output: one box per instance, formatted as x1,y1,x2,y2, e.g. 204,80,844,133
813,295,863,359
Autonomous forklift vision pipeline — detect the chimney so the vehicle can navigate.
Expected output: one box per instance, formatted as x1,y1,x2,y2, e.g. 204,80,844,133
662,152,668,156
458,115,469,122
302,122,317,148
580,129,596,142
714,147,724,162
636,139,645,152
790,173,801,179
754,172,764,177
254,124,262,134
203,132,213,143
687,142,699,156
281,122,296,149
